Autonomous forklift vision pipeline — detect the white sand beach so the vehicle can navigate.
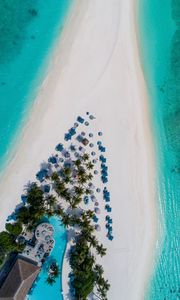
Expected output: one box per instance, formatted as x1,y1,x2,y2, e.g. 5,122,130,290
0,0,157,299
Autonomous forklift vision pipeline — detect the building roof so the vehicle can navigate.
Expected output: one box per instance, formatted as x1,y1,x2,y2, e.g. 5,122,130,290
0,256,40,300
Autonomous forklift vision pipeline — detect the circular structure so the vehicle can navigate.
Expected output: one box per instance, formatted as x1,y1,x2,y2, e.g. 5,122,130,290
94,170,98,175
35,223,54,242
89,143,94,148
85,121,89,126
89,133,93,138
98,131,103,136
96,188,101,193
91,151,96,156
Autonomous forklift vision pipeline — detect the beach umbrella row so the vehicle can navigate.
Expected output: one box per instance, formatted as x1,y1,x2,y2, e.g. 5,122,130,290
98,145,106,152
103,187,110,202
101,162,108,184
105,212,114,240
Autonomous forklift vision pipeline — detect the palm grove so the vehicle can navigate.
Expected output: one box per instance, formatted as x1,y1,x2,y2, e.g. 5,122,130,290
0,152,110,299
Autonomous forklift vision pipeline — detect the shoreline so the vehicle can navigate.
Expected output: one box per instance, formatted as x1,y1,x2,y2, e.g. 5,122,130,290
135,0,179,298
0,0,157,299
0,0,73,173
131,0,158,296
0,0,77,178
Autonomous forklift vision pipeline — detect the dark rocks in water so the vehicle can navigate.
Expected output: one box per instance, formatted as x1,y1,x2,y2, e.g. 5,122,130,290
164,109,180,152
171,166,180,173
0,1,38,64
28,9,38,17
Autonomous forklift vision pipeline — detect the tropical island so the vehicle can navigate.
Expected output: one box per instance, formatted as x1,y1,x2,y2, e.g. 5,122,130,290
0,113,112,300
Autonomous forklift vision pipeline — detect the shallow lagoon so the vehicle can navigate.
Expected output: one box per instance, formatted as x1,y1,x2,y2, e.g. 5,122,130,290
0,0,71,170
138,0,180,299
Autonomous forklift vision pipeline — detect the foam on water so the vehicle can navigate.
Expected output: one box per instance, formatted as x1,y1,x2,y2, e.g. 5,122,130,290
0,0,71,171
138,0,180,299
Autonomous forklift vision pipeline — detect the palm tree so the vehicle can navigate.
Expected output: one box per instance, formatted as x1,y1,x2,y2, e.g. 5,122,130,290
95,277,110,300
95,244,106,257
71,196,82,208
52,264,60,278
74,159,81,168
85,188,91,195
86,210,95,220
55,181,67,197
61,214,72,228
71,215,81,226
74,186,84,196
46,195,57,208
78,176,88,185
94,264,104,277
82,153,89,161
77,167,86,178
86,161,94,170
87,173,93,181
51,172,59,181
88,235,98,248
61,167,72,184
46,276,55,285
55,205,64,217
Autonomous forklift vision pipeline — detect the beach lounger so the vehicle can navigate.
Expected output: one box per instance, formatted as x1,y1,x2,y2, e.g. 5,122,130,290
93,216,99,223
69,128,76,136
77,116,84,123
64,133,71,141
56,143,63,152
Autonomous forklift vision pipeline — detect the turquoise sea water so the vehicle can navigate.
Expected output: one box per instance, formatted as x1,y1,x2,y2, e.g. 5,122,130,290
27,216,67,300
0,0,71,171
138,0,180,299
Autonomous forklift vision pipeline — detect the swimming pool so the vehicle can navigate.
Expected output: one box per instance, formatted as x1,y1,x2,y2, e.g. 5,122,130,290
27,216,67,300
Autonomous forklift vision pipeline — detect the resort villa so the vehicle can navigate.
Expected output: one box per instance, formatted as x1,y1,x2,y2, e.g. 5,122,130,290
0,256,40,300
0,223,55,299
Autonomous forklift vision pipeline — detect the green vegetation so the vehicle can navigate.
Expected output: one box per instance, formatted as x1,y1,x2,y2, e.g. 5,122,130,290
68,213,109,300
0,183,57,267
0,231,21,266
51,155,109,299
16,183,58,230
46,276,56,286
46,262,60,285
5,221,22,236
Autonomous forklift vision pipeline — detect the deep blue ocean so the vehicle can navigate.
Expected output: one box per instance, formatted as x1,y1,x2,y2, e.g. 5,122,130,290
0,0,71,171
138,0,180,299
